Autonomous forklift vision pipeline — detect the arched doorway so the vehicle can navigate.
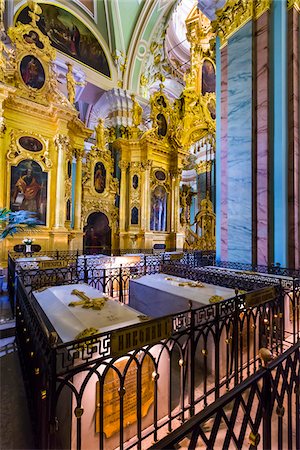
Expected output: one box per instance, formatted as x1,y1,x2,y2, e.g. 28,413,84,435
84,212,111,255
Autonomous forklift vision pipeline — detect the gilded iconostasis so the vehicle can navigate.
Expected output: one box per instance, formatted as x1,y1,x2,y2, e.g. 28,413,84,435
0,0,217,265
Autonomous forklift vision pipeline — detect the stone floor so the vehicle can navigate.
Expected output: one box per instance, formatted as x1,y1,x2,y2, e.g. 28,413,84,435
0,285,35,450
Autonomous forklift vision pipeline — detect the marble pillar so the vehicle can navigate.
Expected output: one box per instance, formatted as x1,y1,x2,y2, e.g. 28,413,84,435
288,7,299,269
227,22,253,263
220,46,228,261
256,12,269,265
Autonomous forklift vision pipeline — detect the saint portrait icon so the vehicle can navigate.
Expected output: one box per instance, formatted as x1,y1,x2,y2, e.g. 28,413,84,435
10,160,47,225
202,60,216,95
94,162,106,194
19,136,43,152
20,55,45,90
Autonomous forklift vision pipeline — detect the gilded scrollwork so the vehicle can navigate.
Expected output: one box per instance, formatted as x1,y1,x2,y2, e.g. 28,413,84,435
81,199,119,231
6,129,52,168
55,134,69,153
196,161,212,174
213,0,271,47
74,147,84,160
287,0,300,11
119,160,129,171
185,192,216,251
82,133,118,232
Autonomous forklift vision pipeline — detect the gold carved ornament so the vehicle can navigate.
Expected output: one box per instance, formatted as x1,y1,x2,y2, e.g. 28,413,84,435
7,1,57,105
288,0,300,11
213,0,272,48
7,129,52,169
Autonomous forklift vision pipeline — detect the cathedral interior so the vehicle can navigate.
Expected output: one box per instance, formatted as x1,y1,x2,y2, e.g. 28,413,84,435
0,0,299,449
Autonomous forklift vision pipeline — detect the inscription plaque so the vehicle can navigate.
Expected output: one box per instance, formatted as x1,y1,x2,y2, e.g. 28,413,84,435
95,355,154,437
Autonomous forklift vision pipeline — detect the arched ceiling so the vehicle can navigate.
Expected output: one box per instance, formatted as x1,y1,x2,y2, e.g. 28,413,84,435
9,0,225,126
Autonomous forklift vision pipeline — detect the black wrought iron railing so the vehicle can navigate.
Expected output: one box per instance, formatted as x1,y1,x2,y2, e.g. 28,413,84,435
15,265,299,450
149,342,300,450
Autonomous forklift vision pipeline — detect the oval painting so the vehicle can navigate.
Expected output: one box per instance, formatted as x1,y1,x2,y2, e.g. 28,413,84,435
94,162,106,194
155,170,166,181
202,60,215,95
20,55,45,90
19,136,43,152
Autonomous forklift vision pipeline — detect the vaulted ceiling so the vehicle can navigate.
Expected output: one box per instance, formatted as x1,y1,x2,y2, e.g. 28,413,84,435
10,0,225,127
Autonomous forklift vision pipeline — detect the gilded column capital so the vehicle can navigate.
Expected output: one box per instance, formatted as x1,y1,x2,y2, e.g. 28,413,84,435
129,161,143,172
141,160,152,171
74,148,84,160
118,160,129,171
170,168,182,180
288,0,300,11
213,0,271,47
54,134,69,152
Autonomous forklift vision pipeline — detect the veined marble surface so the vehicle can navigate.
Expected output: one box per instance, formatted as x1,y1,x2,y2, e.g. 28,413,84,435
220,46,228,261
256,12,269,265
34,283,143,343
288,7,299,268
227,22,253,263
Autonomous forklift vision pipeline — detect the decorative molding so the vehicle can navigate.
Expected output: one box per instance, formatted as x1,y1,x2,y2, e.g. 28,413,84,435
7,129,52,169
213,0,272,48
196,161,212,174
288,0,300,12
74,148,84,160
119,160,129,171
55,134,69,153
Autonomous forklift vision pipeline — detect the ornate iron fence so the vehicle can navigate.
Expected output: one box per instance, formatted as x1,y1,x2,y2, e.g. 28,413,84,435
149,343,300,450
15,268,299,450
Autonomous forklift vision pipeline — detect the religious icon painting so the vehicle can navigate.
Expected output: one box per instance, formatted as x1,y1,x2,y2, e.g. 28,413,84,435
207,98,216,120
156,113,167,137
94,162,106,194
10,159,48,225
131,207,139,225
16,3,110,77
150,185,167,232
202,59,216,95
132,175,139,189
20,55,45,90
18,136,43,152
23,31,44,49
155,170,166,181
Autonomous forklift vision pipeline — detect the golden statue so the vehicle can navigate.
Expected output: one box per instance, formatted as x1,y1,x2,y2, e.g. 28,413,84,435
131,93,143,127
95,118,106,149
180,184,195,225
65,62,85,105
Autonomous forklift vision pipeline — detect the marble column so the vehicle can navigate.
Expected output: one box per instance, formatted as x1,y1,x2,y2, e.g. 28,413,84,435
74,148,84,230
256,11,269,265
220,45,228,261
288,5,299,268
227,21,253,263
54,134,69,229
